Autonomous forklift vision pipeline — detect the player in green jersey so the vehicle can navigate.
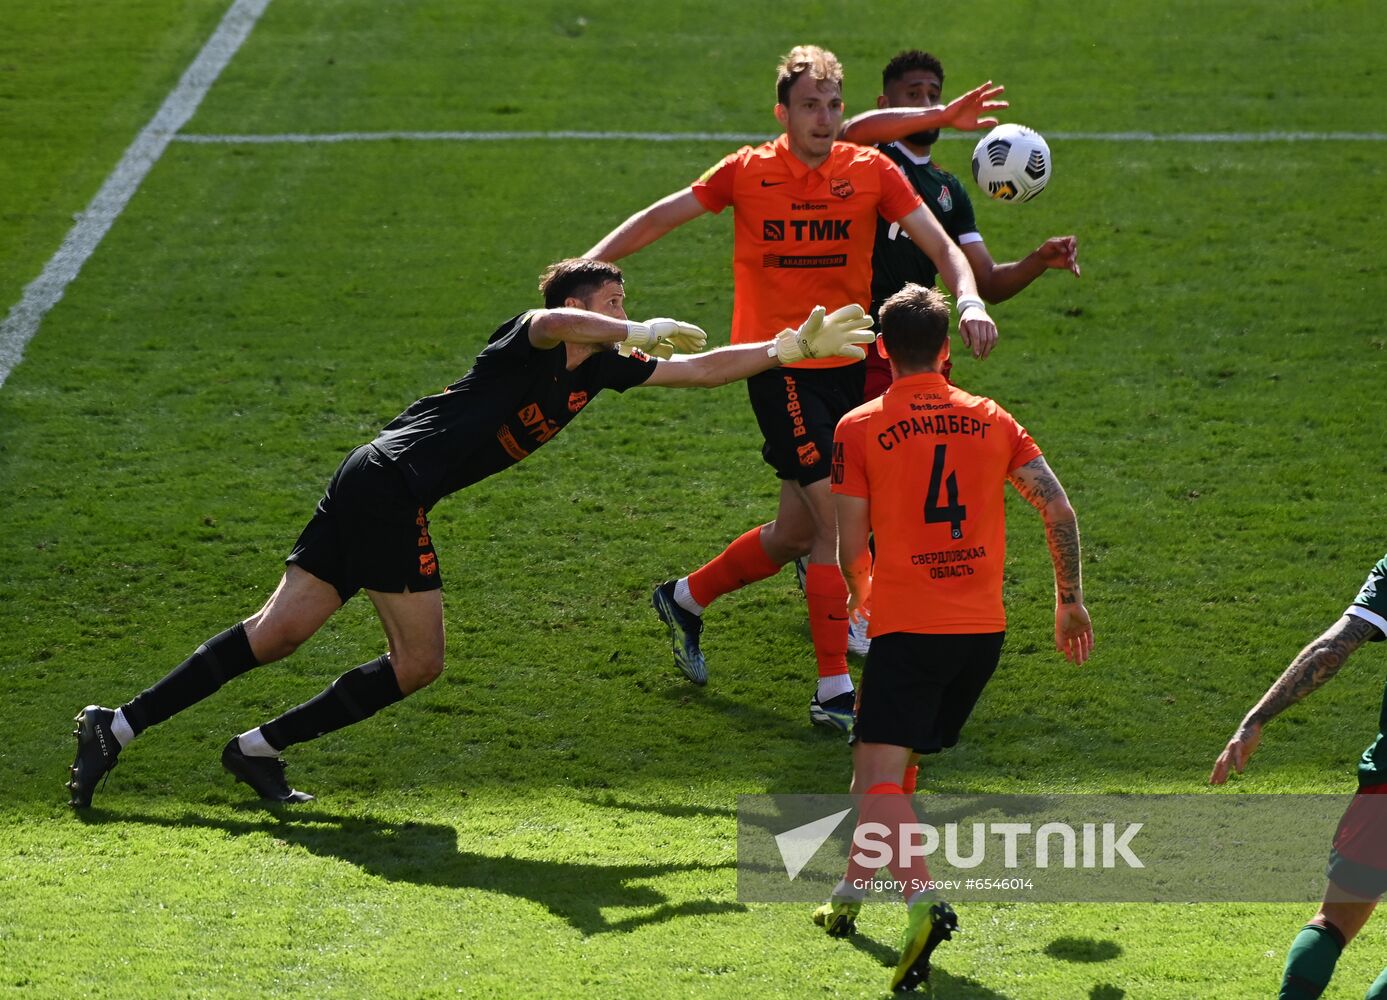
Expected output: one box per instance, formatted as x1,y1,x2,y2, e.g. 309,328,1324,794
1211,554,1387,1000
841,50,1080,399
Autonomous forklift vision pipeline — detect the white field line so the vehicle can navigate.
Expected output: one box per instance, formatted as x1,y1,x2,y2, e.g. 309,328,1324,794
170,129,1387,145
0,0,271,390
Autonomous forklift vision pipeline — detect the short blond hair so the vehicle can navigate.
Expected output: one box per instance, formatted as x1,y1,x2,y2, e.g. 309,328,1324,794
775,45,843,105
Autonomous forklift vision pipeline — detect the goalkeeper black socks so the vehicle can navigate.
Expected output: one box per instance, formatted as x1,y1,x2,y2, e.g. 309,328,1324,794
259,655,403,750
120,623,259,736
1279,922,1345,1000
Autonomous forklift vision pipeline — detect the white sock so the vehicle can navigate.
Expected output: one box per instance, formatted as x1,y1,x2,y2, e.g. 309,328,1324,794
110,709,135,748
673,577,704,616
833,877,867,901
817,672,854,701
236,728,279,758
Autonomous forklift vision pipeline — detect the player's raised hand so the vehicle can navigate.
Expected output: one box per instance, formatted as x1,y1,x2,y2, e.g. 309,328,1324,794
956,298,998,360
1055,602,1093,665
1210,720,1263,785
940,81,1008,132
1037,235,1081,277
773,304,875,364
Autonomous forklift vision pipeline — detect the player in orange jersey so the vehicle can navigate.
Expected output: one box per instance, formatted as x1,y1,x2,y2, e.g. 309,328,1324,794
812,282,1092,991
586,45,1005,729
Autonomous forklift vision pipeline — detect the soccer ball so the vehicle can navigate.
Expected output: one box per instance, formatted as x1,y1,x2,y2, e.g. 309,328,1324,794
971,124,1051,203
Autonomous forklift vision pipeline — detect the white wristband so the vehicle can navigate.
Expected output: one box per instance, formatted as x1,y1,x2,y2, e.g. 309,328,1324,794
956,296,985,315
624,321,654,349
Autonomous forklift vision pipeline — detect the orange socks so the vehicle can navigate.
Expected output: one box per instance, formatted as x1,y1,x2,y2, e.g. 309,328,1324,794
805,563,850,679
687,525,781,609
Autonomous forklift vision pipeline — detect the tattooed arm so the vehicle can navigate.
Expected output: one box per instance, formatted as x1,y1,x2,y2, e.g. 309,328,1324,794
1210,614,1382,784
1008,456,1093,664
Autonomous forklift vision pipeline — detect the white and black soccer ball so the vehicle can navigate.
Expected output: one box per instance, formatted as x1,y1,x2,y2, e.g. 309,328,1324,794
970,124,1051,203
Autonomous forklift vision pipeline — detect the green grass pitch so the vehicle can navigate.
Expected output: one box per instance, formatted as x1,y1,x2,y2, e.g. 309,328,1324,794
2,1,1385,996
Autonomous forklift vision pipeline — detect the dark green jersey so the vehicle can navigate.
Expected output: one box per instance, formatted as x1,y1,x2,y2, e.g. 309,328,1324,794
870,142,980,314
1351,554,1387,785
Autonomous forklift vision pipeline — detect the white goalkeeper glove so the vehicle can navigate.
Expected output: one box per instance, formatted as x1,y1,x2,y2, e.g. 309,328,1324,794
771,304,876,364
621,317,708,357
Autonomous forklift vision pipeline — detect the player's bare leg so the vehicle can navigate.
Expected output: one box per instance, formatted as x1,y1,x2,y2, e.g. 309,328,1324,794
242,565,346,663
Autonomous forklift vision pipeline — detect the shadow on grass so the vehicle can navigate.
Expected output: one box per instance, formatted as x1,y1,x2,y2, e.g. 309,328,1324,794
79,806,745,936
1045,935,1123,963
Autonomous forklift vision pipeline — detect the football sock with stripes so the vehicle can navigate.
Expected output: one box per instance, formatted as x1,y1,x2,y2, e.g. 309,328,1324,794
805,563,851,690
1279,922,1344,1000
686,525,781,609
259,655,404,750
118,623,259,739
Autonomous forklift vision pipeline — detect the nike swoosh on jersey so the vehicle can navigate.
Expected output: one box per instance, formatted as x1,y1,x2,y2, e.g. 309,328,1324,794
760,179,787,187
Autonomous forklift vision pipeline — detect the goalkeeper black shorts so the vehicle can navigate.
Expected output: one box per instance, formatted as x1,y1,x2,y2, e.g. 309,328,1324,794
287,443,442,602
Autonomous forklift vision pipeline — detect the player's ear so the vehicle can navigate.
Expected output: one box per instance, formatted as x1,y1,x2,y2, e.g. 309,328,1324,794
876,94,889,110
773,103,789,128
564,295,585,310
875,334,890,360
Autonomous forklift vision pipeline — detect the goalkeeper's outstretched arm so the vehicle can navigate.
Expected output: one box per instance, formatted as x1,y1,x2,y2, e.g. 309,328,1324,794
641,304,875,389
528,309,707,355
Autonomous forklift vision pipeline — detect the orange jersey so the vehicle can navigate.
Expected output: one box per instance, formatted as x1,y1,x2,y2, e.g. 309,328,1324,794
691,136,922,369
831,372,1042,634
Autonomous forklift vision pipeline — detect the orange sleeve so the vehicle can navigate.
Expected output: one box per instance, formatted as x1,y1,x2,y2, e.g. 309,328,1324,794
877,155,925,223
831,410,870,498
690,151,741,214
1003,410,1043,472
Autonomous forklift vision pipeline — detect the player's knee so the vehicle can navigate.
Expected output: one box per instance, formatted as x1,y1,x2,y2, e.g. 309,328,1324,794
764,522,813,561
242,616,307,663
393,650,445,693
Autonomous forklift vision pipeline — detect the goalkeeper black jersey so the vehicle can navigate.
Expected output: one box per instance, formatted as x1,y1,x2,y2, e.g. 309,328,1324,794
370,312,656,509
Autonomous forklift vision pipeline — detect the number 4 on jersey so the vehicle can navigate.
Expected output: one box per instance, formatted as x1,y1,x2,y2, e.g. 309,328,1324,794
923,443,967,539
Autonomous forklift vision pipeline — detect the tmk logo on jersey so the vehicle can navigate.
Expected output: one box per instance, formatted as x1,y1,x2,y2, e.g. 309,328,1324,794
830,178,854,199
567,391,588,413
762,219,852,241
937,186,953,212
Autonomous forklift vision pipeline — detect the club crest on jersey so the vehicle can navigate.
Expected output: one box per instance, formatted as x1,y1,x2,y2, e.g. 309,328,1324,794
763,220,786,241
567,391,588,413
937,185,953,212
830,178,854,199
